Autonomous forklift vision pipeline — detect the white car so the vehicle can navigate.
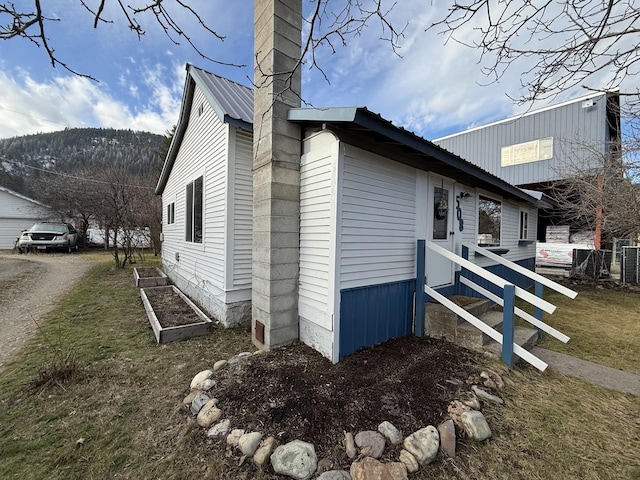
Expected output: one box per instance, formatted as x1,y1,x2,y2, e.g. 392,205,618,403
17,223,79,253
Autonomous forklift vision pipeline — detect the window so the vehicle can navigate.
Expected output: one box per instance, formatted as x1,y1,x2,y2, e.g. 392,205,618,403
433,186,449,240
519,209,529,240
478,196,501,246
186,176,203,243
166,202,175,225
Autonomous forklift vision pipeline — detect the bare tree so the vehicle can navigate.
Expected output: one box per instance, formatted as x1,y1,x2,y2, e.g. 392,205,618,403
429,1,640,107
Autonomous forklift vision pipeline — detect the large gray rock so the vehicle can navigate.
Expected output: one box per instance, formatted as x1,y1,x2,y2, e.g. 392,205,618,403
471,385,504,405
378,421,403,445
317,471,351,480
254,436,277,469
190,393,210,415
437,419,456,457
271,440,318,480
355,430,386,459
461,410,492,441
227,352,252,365
344,432,357,459
206,419,231,438
239,431,263,456
213,360,227,371
190,369,215,390
402,426,439,466
350,457,407,480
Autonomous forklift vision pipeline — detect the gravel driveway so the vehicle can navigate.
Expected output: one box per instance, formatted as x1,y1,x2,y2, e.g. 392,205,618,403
0,253,96,374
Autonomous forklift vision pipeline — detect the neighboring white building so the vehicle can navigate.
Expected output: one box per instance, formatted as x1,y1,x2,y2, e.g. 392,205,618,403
155,65,253,327
157,65,544,361
0,186,57,249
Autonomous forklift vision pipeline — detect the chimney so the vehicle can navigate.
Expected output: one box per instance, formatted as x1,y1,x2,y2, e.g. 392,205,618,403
252,0,302,350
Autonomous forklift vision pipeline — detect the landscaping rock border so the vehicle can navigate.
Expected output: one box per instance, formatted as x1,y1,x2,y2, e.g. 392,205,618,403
182,353,508,479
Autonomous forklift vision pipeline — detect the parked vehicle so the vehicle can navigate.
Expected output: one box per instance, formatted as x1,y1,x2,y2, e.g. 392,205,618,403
17,223,79,253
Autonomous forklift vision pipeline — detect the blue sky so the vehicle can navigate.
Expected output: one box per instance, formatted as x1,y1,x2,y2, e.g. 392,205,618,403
0,1,629,141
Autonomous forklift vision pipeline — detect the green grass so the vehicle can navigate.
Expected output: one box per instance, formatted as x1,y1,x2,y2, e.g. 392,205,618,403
536,287,640,374
0,262,639,480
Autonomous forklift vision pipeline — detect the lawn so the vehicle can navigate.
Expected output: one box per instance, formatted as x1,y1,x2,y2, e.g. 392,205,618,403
0,258,638,479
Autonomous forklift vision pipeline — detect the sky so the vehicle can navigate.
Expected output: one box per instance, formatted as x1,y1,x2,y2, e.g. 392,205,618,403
0,1,634,141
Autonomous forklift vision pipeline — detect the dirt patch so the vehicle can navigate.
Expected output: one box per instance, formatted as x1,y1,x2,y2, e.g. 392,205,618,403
144,287,207,328
135,267,162,278
211,336,483,469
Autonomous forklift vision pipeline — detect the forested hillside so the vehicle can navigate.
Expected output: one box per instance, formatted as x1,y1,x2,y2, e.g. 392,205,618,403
0,128,165,197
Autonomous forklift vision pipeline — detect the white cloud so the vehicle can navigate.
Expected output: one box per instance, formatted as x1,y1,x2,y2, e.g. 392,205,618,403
0,65,183,139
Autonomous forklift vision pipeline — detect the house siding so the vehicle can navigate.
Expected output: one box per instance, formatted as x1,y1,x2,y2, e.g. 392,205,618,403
339,146,417,289
0,189,56,249
233,128,253,288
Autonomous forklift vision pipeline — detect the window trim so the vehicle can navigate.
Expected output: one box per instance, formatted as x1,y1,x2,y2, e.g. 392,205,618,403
519,208,529,241
477,194,502,247
185,175,204,244
166,201,175,226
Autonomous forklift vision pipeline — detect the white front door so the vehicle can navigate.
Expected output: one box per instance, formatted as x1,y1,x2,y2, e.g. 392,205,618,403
426,177,455,287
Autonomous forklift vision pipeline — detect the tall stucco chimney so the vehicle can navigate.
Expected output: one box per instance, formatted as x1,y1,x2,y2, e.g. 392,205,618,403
252,0,302,350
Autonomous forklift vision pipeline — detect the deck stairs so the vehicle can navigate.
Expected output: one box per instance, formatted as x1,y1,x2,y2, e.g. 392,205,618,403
425,296,538,359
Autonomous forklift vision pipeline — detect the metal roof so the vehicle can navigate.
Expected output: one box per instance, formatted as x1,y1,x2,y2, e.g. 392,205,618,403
156,65,254,194
288,107,538,205
0,185,50,208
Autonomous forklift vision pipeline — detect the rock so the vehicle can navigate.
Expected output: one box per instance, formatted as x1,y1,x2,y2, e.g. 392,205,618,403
196,400,222,428
190,393,210,415
190,369,215,390
270,440,318,480
350,456,407,480
483,378,497,389
437,419,456,457
182,390,201,405
399,449,419,474
316,458,334,474
461,410,492,441
207,419,231,438
226,429,245,447
402,426,439,466
344,431,357,459
254,436,277,469
239,432,263,456
317,471,351,480
472,385,504,405
447,400,471,429
355,430,386,459
378,421,403,445
213,360,227,371
228,352,252,365
482,370,505,389
462,395,481,411
253,349,267,355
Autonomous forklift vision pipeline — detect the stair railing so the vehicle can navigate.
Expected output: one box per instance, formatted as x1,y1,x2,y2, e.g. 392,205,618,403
415,240,577,371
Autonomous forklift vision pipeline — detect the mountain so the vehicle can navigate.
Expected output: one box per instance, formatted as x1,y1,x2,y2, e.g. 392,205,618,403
0,128,166,197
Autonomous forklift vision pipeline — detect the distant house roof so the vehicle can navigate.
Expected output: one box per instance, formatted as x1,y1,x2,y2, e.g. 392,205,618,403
156,65,253,194
0,185,50,209
288,107,539,205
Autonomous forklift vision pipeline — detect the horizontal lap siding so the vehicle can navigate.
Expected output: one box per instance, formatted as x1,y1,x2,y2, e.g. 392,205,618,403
340,150,416,290
233,129,253,287
162,85,227,289
299,138,335,328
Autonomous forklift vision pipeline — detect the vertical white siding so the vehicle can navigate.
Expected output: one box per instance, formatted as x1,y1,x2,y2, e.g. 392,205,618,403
339,146,416,289
233,129,253,287
299,131,337,330
162,85,228,290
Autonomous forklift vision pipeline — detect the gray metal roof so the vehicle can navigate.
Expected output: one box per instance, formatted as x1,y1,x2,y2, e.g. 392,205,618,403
190,65,253,129
156,65,253,194
288,107,539,205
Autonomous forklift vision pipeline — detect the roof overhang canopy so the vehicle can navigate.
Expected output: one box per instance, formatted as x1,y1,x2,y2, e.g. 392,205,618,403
288,107,539,205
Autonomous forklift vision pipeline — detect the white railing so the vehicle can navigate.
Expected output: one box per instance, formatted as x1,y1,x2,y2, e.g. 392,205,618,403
417,240,577,372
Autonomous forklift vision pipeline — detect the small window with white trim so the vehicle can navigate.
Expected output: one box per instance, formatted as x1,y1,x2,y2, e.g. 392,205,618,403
166,202,175,225
519,209,529,241
185,176,203,243
478,195,501,247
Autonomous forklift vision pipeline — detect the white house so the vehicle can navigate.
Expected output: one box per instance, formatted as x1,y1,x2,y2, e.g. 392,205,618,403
0,186,57,249
155,65,254,327
156,64,544,361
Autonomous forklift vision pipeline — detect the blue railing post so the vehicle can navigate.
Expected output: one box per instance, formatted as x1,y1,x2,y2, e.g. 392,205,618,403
534,281,544,340
415,240,426,337
502,283,515,368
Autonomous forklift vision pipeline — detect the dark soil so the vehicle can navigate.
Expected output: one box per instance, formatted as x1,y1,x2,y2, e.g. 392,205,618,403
136,267,162,278
144,287,206,328
210,336,484,472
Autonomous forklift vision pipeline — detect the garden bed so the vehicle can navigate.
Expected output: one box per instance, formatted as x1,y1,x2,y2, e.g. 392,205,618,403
140,285,213,343
133,266,169,288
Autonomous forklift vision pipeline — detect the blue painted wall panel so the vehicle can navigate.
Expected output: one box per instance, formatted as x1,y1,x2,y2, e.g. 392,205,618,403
339,279,415,359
